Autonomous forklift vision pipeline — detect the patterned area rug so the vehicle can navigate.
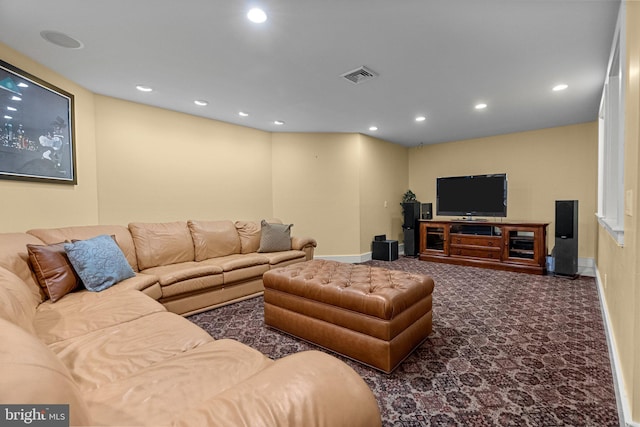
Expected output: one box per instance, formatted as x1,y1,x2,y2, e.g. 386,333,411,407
188,258,619,427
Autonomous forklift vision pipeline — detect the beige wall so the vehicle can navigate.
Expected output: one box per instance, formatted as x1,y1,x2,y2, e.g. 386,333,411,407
94,96,273,225
408,122,598,258
358,134,408,251
271,133,361,257
271,133,408,258
0,44,99,232
597,1,640,422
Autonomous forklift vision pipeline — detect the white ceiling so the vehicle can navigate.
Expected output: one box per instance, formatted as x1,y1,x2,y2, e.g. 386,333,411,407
0,0,621,146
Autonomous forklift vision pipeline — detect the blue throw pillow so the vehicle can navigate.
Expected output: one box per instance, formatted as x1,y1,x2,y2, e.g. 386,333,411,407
64,235,135,292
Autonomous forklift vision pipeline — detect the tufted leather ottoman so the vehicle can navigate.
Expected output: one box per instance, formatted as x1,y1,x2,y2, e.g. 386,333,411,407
263,259,434,373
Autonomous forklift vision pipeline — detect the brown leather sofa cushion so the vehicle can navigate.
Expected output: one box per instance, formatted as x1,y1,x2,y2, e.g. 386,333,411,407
168,350,382,427
27,242,82,302
34,289,166,345
0,233,49,301
0,267,38,334
28,225,140,272
188,220,241,261
0,318,93,426
235,220,261,254
129,222,195,270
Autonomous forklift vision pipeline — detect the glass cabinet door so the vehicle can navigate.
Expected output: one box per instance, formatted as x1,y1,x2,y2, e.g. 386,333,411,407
503,227,538,263
421,222,448,254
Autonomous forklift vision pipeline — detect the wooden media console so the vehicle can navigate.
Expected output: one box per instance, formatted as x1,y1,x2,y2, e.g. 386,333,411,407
418,220,549,275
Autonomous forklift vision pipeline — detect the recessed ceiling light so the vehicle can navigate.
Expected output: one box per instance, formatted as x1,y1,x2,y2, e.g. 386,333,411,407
369,126,378,131
7,106,17,112
239,111,249,117
475,103,487,110
4,115,12,120
17,83,28,88
247,8,267,23
415,116,426,122
194,100,208,106
136,85,153,92
40,30,83,49
11,96,21,101
274,120,285,125
552,84,568,91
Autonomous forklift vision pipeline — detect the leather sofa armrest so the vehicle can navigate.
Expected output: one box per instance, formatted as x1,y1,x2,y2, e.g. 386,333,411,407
291,236,316,250
168,350,381,427
291,236,317,261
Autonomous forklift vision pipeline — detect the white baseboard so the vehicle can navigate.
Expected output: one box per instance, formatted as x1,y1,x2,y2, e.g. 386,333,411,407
595,267,639,427
314,254,370,263
314,244,406,264
578,257,596,277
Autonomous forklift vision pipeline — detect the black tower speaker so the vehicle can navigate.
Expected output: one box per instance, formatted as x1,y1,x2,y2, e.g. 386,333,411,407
403,228,417,256
402,202,420,256
402,202,420,228
421,203,433,220
554,200,578,276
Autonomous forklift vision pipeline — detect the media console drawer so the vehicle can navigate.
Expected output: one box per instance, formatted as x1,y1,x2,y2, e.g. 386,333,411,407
450,235,500,247
450,246,501,259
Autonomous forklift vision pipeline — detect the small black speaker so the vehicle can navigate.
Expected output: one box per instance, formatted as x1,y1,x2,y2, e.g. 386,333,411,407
555,200,578,276
421,203,433,220
402,202,420,228
372,239,398,261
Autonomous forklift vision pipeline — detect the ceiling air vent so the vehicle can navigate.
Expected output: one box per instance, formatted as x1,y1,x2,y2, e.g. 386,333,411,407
341,66,378,85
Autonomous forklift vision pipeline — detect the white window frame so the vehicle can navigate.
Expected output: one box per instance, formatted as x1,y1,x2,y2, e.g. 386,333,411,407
597,2,625,246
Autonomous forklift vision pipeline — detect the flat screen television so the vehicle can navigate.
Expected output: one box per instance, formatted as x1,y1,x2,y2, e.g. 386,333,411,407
436,173,507,218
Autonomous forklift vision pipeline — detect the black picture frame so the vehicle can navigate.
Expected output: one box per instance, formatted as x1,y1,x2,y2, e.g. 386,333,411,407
0,59,76,184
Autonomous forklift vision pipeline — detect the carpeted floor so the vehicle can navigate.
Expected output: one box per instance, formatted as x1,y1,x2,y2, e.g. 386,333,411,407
188,258,619,427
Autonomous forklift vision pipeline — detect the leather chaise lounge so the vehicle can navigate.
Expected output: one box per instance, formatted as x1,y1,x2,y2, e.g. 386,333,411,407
0,219,382,426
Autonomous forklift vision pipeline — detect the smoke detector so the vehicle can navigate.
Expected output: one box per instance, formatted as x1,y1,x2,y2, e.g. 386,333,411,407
341,66,378,85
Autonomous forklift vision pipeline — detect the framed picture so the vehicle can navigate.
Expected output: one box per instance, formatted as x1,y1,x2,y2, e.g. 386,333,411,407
0,59,76,184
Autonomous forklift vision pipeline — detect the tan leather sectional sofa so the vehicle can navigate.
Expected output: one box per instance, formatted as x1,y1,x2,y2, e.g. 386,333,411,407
28,219,317,315
0,220,382,426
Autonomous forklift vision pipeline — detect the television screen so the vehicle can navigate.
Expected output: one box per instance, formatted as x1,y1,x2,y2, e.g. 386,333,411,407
436,174,507,217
